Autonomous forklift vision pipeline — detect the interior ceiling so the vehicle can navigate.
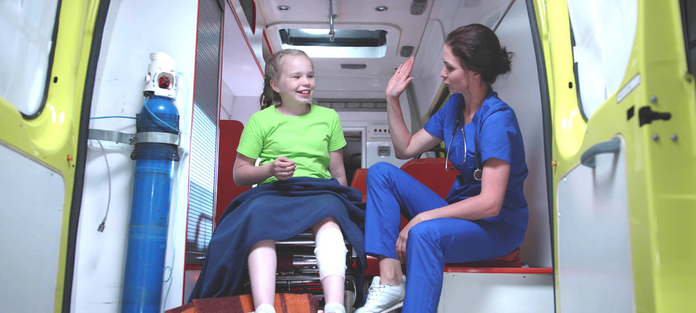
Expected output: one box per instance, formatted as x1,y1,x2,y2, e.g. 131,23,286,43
257,0,434,89
241,0,512,98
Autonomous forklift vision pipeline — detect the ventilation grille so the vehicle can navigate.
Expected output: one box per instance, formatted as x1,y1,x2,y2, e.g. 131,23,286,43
411,0,427,15
400,46,414,57
314,98,387,111
341,64,367,69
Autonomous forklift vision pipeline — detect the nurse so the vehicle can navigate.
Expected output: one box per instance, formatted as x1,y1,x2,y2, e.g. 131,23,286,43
355,24,528,313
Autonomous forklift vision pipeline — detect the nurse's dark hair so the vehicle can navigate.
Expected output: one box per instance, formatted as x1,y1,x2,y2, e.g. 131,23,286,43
445,24,513,85
259,49,313,110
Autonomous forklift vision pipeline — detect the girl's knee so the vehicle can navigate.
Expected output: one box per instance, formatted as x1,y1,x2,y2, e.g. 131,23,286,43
250,239,275,249
312,216,340,233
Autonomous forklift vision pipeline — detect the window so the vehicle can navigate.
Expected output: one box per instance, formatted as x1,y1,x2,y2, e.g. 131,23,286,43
0,0,60,117
280,29,387,47
567,0,638,119
681,0,696,75
279,29,389,58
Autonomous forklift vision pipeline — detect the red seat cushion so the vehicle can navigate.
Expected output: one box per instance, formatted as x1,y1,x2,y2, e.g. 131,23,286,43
446,247,522,268
400,158,459,200
350,168,368,202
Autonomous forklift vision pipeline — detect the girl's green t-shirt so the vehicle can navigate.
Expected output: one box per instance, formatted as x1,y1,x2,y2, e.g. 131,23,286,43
237,104,346,185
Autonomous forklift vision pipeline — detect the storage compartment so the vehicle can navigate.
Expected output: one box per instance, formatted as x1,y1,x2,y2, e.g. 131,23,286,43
342,130,363,185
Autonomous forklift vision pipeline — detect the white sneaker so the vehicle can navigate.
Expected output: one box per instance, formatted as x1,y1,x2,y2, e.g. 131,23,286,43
355,275,406,313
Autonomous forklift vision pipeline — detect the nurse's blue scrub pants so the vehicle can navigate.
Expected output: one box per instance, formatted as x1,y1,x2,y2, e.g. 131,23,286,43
364,162,524,313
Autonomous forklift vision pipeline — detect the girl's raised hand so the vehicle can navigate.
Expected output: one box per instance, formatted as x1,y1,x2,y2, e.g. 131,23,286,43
386,57,415,101
271,156,296,180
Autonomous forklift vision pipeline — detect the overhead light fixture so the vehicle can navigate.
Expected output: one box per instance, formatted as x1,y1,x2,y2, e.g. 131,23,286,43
375,6,388,12
277,5,290,11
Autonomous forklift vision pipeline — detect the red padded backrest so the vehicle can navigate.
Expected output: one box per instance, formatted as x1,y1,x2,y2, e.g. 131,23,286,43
400,158,459,200
215,120,252,226
350,168,368,202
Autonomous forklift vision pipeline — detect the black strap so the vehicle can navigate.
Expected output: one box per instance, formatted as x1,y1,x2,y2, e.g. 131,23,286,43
459,102,483,171
475,131,482,170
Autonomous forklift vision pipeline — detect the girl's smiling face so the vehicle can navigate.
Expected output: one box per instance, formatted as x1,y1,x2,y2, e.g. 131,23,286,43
271,54,315,106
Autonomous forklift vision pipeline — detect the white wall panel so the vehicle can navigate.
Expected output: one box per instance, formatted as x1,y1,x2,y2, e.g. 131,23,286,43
221,4,263,98
411,19,445,120
557,137,635,313
72,0,198,311
437,272,554,313
493,0,552,268
0,144,65,313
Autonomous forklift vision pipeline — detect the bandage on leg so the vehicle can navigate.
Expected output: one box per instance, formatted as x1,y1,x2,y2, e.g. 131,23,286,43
313,227,348,280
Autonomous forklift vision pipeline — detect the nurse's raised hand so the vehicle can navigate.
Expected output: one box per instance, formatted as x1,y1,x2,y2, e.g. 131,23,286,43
386,57,415,101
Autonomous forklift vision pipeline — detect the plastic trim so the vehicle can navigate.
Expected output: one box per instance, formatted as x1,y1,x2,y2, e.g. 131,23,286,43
62,1,111,311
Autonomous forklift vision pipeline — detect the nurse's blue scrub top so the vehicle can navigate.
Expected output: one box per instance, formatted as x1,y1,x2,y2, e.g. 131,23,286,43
423,92,529,231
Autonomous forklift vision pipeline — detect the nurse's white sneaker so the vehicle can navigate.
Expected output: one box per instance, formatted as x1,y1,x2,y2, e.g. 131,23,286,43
355,275,406,313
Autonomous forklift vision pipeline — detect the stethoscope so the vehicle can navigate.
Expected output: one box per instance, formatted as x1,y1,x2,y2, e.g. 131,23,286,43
444,91,495,181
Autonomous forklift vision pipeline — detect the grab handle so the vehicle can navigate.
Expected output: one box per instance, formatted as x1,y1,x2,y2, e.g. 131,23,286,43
581,139,621,168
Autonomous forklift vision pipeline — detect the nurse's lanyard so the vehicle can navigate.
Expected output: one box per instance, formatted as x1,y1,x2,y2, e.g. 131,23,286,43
444,92,492,181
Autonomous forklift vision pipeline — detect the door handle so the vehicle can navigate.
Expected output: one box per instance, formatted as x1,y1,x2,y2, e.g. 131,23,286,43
581,138,621,168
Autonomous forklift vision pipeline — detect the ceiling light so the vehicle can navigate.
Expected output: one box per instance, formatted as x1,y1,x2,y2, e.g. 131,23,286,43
375,6,388,12
277,5,290,11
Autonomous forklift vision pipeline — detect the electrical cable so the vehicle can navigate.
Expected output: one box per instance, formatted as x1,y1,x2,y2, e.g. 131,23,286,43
177,72,190,108
97,140,111,232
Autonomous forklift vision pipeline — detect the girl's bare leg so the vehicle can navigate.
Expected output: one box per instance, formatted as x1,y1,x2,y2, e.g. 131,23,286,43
248,239,277,312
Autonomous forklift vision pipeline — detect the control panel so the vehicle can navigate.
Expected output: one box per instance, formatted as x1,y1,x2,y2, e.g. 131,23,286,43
369,123,391,138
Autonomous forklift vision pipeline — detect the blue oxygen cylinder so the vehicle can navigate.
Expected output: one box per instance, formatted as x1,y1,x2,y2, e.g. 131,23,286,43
121,95,180,313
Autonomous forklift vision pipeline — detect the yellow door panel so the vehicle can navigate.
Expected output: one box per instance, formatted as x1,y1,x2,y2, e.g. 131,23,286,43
0,0,102,312
534,0,696,311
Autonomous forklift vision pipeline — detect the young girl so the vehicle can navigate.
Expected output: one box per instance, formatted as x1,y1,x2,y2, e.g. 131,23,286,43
188,49,366,313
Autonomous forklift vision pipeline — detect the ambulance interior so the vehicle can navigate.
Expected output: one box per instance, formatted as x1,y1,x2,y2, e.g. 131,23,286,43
213,0,552,309
70,0,555,312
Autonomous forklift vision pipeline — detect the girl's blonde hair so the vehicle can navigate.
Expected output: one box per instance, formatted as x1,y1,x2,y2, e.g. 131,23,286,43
259,49,312,109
